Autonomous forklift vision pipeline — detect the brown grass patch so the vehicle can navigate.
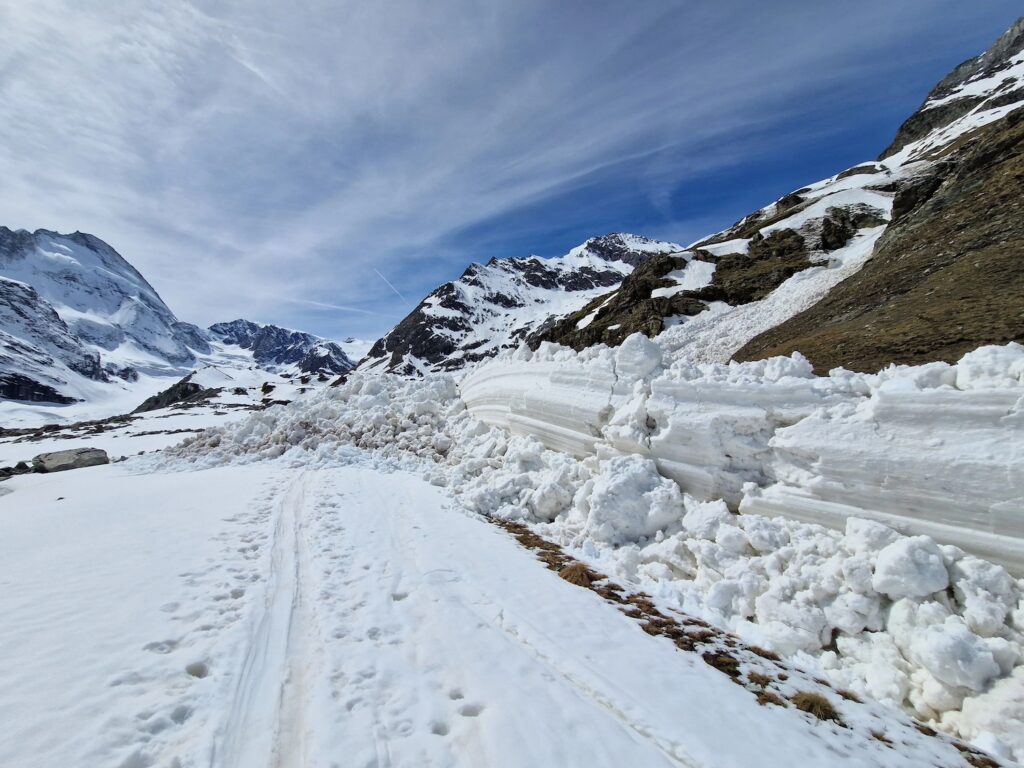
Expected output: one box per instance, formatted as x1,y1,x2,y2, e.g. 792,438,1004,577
791,691,843,725
558,562,595,587
702,651,742,679
837,689,862,703
747,672,772,688
749,645,780,662
965,754,1000,768
870,730,893,747
756,690,785,707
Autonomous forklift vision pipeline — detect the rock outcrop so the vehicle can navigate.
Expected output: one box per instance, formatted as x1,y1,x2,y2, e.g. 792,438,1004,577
31,447,109,473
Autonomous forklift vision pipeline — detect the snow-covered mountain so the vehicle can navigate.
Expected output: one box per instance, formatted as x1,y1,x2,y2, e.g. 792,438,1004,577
208,319,354,375
0,227,209,368
374,18,1024,377
0,228,355,412
0,276,105,402
359,234,683,374
0,227,211,403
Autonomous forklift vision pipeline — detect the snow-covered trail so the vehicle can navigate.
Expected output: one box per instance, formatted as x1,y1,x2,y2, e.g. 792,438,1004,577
0,460,982,768
205,466,706,768
215,470,318,768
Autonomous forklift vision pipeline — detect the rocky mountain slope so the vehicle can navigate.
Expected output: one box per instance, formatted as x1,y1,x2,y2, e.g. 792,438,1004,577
0,276,104,402
208,319,354,375
733,18,1024,371
359,234,682,374
0,228,209,368
0,229,354,408
479,18,1024,374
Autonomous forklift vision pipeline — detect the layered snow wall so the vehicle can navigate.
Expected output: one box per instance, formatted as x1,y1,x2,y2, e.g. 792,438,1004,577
460,337,1024,572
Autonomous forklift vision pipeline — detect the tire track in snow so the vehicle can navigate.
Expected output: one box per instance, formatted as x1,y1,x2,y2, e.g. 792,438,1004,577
212,471,319,768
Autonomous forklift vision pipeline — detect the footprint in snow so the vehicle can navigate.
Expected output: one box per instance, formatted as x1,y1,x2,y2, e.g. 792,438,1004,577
430,722,450,736
143,639,178,654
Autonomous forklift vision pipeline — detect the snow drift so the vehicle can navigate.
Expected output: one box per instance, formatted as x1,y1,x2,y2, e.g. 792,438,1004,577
460,338,1024,572
163,361,1024,760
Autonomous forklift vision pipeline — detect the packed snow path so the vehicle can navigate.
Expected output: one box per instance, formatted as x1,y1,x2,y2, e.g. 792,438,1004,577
0,461,1000,768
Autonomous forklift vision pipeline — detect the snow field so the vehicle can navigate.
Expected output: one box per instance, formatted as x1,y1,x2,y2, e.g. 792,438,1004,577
0,463,282,768
166,354,1024,761
7,459,980,767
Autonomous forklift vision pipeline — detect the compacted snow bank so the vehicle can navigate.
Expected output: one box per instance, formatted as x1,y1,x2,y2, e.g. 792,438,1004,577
461,337,1024,571
164,363,1024,761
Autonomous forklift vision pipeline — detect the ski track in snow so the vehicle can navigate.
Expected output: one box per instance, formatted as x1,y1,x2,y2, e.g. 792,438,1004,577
215,470,316,768
207,466,698,768
1,460,993,768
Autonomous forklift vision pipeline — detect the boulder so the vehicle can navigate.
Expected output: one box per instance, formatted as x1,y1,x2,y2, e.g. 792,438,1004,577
31,447,109,473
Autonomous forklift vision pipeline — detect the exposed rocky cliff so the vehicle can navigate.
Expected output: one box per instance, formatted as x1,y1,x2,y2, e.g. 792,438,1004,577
360,234,682,374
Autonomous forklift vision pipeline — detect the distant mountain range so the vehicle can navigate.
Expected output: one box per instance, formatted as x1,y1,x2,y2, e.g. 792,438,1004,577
208,319,354,375
0,228,354,404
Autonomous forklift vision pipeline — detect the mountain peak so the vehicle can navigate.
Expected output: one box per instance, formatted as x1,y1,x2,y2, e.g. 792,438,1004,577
208,319,354,374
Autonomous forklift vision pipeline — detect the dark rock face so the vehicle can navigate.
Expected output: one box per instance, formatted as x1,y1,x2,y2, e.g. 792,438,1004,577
880,17,1024,159
208,319,354,374
700,229,810,305
0,276,106,402
133,375,220,414
529,253,693,349
0,372,78,404
735,107,1024,373
819,206,888,251
362,234,681,374
296,344,354,374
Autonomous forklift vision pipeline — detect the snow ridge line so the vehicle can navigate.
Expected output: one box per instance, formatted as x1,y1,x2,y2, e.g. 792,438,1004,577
212,471,312,768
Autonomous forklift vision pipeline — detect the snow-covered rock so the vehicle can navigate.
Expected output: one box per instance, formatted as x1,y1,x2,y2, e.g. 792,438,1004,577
359,233,682,375
208,319,354,374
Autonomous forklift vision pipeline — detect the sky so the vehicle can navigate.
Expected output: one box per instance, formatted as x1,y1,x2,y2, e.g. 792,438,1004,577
0,1,1020,341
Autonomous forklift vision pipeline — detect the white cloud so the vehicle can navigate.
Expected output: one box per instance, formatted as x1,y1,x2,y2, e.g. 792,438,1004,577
0,0,1018,338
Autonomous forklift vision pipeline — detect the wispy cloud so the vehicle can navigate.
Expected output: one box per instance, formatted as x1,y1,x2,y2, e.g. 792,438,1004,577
0,0,1019,339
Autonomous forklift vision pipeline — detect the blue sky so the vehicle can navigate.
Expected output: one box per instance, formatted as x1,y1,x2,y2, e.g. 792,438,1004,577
0,1,1019,341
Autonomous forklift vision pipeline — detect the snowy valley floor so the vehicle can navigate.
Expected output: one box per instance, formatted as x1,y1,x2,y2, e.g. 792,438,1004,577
0,457,1015,768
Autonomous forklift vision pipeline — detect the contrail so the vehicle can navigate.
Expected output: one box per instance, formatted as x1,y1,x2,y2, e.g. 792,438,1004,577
374,268,407,303
285,298,379,315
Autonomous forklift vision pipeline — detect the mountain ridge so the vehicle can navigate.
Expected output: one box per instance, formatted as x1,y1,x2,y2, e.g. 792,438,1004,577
359,233,683,374
0,229,355,404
